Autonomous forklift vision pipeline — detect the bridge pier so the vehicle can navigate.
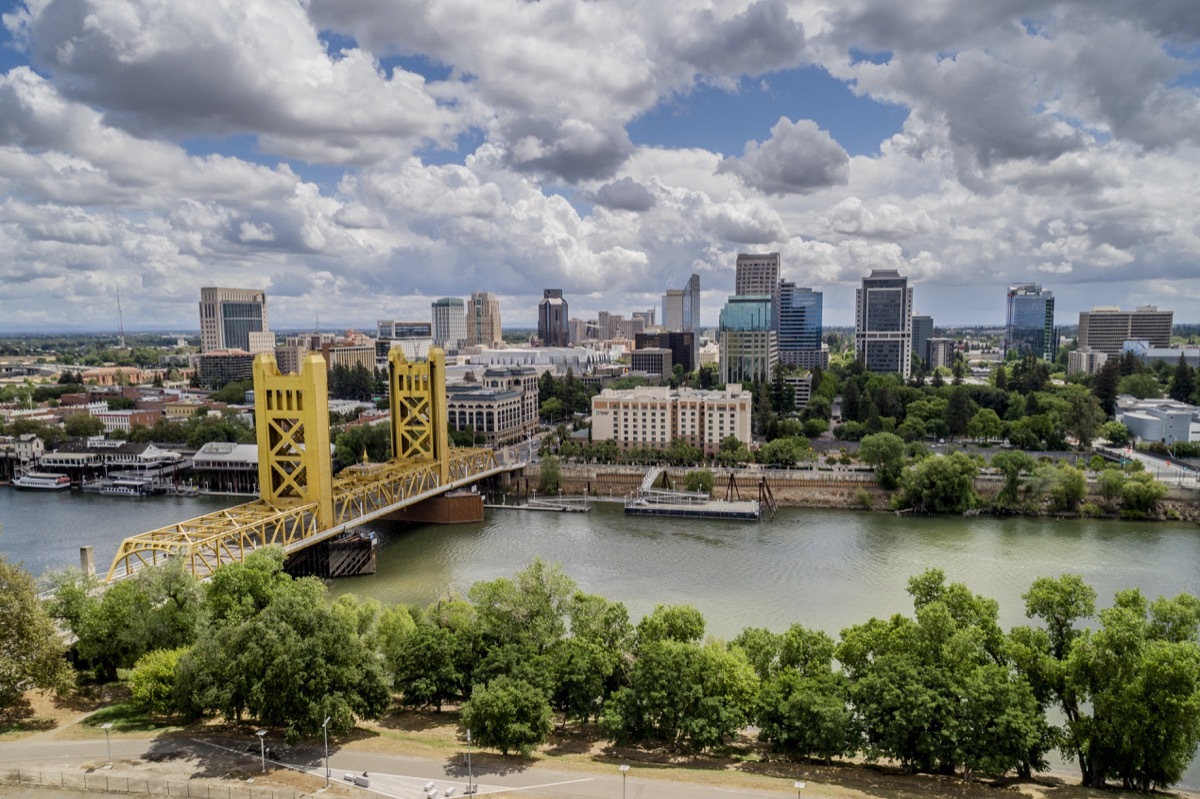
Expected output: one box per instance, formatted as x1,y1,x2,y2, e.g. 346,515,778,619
382,490,484,524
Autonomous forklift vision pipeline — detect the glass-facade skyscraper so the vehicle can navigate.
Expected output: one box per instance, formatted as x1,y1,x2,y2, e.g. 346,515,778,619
718,295,777,385
778,282,824,368
199,287,268,352
1005,284,1056,361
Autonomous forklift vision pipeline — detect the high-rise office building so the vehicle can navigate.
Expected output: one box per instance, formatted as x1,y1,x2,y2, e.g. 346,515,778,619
199,287,268,353
467,291,503,348
663,274,701,333
778,282,826,369
735,254,779,329
636,331,697,373
855,269,913,378
911,314,933,368
431,297,467,350
718,295,777,385
377,320,432,339
538,289,569,347
1005,285,1056,361
1078,305,1172,356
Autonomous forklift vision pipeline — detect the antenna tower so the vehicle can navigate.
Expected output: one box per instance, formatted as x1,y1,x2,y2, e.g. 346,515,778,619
116,283,126,349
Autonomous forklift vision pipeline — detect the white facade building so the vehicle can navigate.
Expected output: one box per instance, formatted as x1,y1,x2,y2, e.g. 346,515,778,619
591,385,751,455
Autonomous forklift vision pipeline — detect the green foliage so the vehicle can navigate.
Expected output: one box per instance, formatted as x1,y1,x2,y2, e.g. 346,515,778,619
1116,372,1164,399
896,451,979,513
462,676,553,756
537,456,562,495
684,468,714,494
1028,462,1087,512
469,559,576,654
63,414,106,438
1120,472,1167,514
1100,421,1130,447
128,647,187,716
334,422,391,465
209,380,252,404
967,408,1003,441
637,604,706,646
0,556,71,711
858,432,905,489
394,622,465,710
603,639,758,752
991,450,1035,508
755,435,812,467
328,364,377,402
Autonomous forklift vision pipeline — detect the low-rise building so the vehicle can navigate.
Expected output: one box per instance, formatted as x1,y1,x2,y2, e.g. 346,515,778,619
591,385,751,455
94,409,161,434
1115,396,1200,447
196,349,255,387
1067,347,1109,375
445,366,539,446
630,348,672,379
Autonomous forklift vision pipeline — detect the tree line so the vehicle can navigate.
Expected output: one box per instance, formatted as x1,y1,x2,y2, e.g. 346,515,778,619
19,554,1200,790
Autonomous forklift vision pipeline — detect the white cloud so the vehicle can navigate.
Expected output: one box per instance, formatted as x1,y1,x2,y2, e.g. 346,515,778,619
718,117,850,195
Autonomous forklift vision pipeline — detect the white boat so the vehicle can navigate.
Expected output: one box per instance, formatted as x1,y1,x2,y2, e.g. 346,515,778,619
11,472,72,491
98,478,152,497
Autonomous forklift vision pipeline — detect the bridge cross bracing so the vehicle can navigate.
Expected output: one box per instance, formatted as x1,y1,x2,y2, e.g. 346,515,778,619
105,348,501,582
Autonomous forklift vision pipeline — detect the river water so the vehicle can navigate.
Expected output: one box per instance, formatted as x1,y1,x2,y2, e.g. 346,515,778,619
4,488,1200,781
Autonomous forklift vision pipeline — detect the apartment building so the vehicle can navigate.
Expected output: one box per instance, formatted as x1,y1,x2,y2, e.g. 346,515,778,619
591,385,751,455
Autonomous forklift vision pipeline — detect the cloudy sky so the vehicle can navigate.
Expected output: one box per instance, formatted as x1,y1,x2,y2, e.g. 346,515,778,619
1,0,1198,333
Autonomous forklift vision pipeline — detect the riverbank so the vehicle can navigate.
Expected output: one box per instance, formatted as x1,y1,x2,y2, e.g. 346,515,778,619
522,463,1200,521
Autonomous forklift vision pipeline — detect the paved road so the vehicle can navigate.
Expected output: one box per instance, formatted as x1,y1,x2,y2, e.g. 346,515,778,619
0,735,794,799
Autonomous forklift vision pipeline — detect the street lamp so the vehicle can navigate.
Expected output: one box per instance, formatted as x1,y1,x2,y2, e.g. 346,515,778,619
255,729,266,773
322,716,331,787
100,722,113,767
466,728,474,794
619,764,629,799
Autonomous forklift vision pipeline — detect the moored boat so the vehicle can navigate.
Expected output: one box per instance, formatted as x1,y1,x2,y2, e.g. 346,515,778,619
11,472,72,491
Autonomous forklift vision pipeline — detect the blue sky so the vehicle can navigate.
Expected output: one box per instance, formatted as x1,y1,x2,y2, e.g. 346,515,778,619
0,0,1198,333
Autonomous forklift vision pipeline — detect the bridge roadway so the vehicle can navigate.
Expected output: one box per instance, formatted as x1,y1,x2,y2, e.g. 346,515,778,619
106,447,508,582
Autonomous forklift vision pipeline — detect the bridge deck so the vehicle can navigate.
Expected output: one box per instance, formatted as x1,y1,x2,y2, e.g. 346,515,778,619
106,448,505,582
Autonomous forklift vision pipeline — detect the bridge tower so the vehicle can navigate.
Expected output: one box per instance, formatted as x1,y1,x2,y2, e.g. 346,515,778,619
253,352,334,529
388,347,450,483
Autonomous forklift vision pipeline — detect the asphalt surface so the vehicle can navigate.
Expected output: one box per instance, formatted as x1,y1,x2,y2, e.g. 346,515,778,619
0,734,794,799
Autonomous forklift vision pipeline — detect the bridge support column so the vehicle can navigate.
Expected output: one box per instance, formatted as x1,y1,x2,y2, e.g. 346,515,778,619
254,352,334,529
388,347,450,483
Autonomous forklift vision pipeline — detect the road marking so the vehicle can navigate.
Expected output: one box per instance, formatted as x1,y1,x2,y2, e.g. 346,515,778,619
474,777,594,795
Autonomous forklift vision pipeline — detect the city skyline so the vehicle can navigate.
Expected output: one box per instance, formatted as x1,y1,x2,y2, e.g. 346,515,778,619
0,2,1198,332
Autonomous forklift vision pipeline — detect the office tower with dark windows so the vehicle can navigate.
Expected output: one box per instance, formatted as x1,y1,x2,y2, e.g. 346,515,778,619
911,313,933,368
1078,305,1172,357
1005,285,1056,361
636,331,697,373
855,269,913,378
467,291,503,348
199,287,268,353
431,297,467,351
778,282,827,369
537,289,569,347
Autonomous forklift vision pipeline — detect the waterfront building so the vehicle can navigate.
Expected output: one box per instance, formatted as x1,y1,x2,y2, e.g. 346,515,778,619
911,314,933,369
855,269,913,378
446,366,539,446
1078,305,1173,356
1005,285,1057,361
431,297,468,351
190,441,260,494
467,292,503,348
778,282,827,369
538,289,569,347
199,287,268,353
591,385,751,455
719,295,776,385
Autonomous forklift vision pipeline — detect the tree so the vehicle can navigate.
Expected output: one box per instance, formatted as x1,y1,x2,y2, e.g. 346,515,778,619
896,451,978,513
967,408,1003,442
469,559,576,653
858,432,906,489
462,677,553,756
1096,468,1126,510
1170,354,1195,403
945,389,974,440
537,456,561,495
393,621,464,710
1099,421,1130,447
1120,472,1167,514
64,414,105,438
129,647,187,716
684,469,714,494
603,640,758,752
1117,372,1163,399
841,379,862,423
991,450,1035,508
1092,359,1121,415
539,397,564,423
334,422,391,465
1062,388,1104,449
756,436,809,467
636,604,706,646
0,556,70,713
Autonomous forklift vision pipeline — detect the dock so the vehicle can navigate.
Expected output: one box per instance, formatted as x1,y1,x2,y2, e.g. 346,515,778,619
624,487,761,521
485,494,592,512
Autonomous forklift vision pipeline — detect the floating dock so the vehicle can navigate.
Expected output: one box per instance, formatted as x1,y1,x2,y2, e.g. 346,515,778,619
624,487,761,521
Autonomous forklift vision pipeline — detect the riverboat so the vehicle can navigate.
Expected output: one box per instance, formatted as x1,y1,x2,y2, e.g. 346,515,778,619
11,472,72,491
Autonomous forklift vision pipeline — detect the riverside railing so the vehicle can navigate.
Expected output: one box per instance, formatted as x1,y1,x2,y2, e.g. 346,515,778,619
0,768,309,799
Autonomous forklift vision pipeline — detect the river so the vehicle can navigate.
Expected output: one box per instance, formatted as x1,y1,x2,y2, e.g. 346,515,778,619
3,488,1200,782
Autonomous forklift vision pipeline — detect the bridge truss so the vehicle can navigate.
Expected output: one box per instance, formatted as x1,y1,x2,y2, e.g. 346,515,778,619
105,349,502,582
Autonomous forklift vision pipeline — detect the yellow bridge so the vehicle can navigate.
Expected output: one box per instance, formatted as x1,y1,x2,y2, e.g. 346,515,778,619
105,348,507,582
